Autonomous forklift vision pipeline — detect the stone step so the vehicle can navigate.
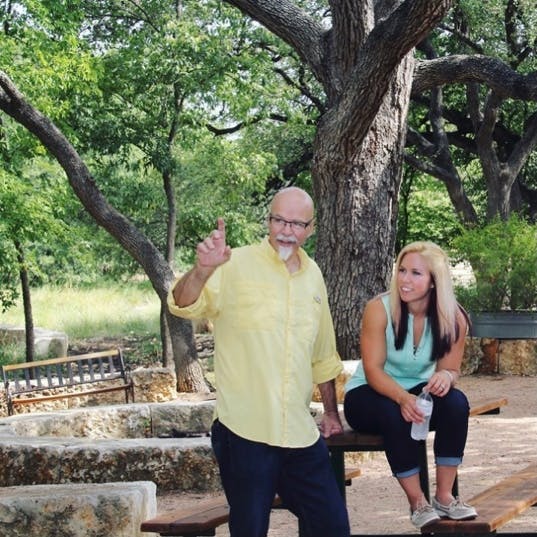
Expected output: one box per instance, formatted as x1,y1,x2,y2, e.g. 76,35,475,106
0,481,156,537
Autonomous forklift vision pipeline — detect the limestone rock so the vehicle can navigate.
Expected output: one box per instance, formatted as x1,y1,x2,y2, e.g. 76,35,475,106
0,481,156,537
0,325,68,359
0,435,220,492
131,367,178,403
463,337,537,376
151,400,215,437
499,340,537,375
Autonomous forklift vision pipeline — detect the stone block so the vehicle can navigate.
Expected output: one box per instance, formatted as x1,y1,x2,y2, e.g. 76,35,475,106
499,339,537,375
150,400,215,436
478,338,500,374
3,404,152,439
0,481,156,537
0,434,220,492
131,367,177,403
0,325,68,358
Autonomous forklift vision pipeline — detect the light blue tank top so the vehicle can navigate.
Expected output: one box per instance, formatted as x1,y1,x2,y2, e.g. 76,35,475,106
345,294,436,392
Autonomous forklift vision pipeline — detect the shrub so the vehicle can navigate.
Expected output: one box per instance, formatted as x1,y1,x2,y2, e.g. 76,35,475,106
452,215,537,311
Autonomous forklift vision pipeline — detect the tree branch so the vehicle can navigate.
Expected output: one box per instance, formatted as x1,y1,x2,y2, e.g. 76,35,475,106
223,0,327,82
413,55,537,100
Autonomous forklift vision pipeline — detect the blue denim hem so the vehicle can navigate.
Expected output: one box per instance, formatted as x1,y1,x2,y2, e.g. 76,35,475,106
394,466,420,478
435,456,462,466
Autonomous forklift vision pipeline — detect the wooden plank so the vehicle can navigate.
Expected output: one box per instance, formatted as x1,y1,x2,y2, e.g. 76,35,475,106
140,495,228,533
2,349,120,371
422,463,537,534
325,430,384,450
345,466,361,483
469,396,508,416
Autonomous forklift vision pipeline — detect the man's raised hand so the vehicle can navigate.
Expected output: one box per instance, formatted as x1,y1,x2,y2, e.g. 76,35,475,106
196,217,232,270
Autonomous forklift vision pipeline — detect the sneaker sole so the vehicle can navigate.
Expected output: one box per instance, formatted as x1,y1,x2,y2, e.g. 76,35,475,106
435,512,478,520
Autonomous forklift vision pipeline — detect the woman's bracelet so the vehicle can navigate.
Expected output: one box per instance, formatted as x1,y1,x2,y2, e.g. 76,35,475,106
442,369,455,385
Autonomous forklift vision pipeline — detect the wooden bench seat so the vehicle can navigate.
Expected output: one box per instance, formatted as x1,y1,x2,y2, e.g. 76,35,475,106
421,462,537,535
141,467,361,537
1,348,134,415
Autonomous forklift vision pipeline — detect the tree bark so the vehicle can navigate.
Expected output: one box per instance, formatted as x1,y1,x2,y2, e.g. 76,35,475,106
14,240,35,363
224,0,452,359
314,55,414,359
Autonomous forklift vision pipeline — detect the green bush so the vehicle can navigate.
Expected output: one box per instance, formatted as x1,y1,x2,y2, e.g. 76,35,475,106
452,215,537,311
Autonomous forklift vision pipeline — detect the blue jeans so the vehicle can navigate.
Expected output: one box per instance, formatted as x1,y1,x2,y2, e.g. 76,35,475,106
344,383,470,477
211,419,350,537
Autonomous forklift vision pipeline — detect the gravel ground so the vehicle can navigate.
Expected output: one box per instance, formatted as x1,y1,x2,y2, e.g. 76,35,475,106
156,374,537,536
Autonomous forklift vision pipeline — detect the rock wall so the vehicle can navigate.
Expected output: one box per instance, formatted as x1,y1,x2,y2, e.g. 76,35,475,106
0,401,219,492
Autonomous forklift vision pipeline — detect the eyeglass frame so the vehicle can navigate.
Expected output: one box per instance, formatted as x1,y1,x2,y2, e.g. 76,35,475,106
268,214,314,231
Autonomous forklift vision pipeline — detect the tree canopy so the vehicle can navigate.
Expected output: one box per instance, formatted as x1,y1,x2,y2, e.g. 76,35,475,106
1,0,537,385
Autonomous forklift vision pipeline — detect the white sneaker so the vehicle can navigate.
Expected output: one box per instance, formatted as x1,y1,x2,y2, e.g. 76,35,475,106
410,503,440,528
432,496,478,520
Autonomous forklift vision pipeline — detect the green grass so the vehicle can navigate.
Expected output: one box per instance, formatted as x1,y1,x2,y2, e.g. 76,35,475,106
0,281,161,366
1,282,160,338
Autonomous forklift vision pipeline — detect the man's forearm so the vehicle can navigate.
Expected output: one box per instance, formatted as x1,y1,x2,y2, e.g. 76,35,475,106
172,265,215,307
317,379,339,414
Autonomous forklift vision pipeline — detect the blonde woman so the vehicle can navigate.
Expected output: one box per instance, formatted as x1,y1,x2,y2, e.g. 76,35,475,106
344,241,477,529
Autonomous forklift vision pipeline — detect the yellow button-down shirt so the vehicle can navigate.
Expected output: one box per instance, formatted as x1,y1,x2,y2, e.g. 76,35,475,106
168,237,343,448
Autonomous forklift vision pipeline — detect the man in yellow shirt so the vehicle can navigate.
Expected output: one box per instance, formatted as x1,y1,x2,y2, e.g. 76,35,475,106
168,187,350,537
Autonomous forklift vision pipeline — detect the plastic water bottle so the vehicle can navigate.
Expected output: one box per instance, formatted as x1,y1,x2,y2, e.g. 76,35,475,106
411,389,433,440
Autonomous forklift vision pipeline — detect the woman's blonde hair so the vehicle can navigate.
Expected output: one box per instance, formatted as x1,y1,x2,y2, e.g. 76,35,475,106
389,241,463,360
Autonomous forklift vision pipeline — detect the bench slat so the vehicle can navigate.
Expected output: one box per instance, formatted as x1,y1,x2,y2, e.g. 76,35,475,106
469,396,508,416
422,463,537,534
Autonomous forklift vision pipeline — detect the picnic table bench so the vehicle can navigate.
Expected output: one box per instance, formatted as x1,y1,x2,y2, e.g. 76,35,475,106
141,396,509,537
1,348,134,415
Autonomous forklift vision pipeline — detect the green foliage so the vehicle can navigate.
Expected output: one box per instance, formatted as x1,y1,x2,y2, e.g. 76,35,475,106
397,168,460,252
452,215,537,311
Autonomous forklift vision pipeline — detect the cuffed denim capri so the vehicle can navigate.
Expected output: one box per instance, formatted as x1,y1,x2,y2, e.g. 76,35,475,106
210,419,350,537
343,383,470,478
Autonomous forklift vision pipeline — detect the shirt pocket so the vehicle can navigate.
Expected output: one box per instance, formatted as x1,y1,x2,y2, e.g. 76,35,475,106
292,293,322,344
231,282,279,331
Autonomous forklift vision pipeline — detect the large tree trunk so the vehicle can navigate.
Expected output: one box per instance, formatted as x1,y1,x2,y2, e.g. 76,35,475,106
314,56,414,361
223,0,452,362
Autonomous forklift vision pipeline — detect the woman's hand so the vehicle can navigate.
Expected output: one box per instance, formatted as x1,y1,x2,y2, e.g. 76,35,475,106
425,370,452,397
399,392,422,423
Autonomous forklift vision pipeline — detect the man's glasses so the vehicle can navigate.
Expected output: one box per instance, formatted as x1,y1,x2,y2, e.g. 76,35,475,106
268,215,313,231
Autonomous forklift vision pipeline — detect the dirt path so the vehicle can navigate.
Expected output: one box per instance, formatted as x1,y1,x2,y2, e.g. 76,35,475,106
157,374,537,536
